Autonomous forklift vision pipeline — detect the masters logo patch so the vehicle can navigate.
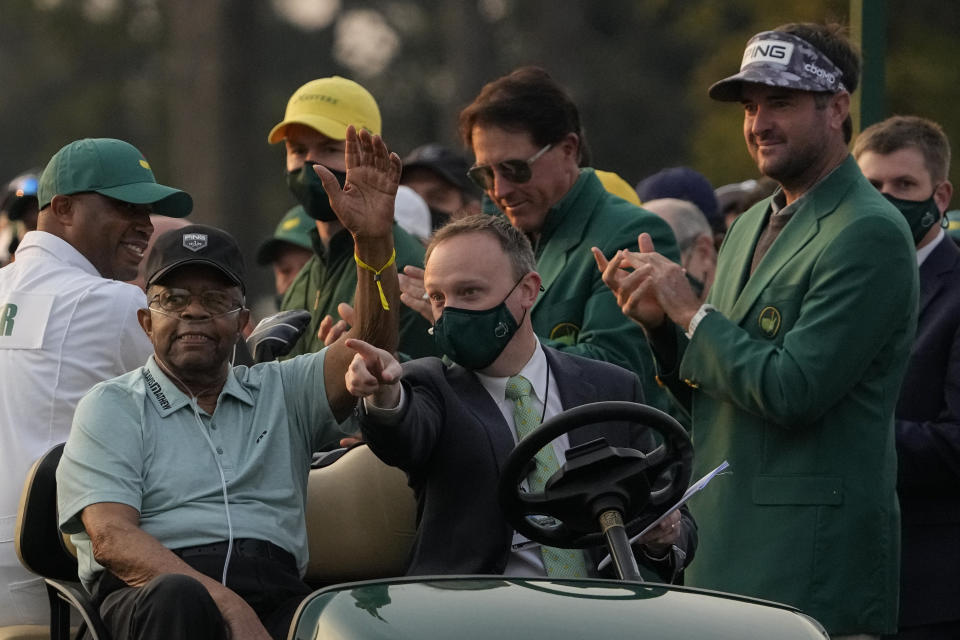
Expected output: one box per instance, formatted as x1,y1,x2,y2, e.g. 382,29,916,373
549,322,580,346
758,306,781,338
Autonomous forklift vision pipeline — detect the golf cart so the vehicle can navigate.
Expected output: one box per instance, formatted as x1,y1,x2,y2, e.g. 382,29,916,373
4,401,827,639
289,401,829,639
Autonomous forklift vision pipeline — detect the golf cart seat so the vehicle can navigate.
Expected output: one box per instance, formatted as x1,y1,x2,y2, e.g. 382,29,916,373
10,443,109,640
304,444,416,584
0,627,48,640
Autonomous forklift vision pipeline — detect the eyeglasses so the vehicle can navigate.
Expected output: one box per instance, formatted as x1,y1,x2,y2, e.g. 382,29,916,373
148,288,242,316
466,144,552,191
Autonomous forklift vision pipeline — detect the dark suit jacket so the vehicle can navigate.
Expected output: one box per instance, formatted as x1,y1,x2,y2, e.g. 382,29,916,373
359,346,696,580
895,235,960,627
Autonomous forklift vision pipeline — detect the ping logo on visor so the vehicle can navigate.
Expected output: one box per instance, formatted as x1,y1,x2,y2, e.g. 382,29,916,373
742,40,794,68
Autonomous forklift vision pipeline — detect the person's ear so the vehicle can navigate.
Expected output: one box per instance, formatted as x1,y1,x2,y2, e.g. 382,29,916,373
829,91,850,134
559,132,580,162
237,308,251,337
934,180,953,214
48,194,75,227
137,307,153,339
519,271,542,308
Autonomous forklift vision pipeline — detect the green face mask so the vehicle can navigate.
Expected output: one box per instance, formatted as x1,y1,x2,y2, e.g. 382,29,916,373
286,161,346,222
430,278,525,370
884,192,942,245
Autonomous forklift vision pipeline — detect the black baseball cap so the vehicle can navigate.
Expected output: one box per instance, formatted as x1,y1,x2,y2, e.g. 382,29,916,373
0,169,40,221
145,224,246,293
402,143,479,196
636,167,720,227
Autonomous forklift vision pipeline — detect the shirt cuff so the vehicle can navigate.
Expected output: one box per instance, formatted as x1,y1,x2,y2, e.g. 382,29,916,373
639,543,671,562
362,386,407,423
684,304,717,340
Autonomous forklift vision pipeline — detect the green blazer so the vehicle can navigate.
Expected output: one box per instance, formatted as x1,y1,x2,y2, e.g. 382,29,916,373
528,169,681,415
654,156,918,634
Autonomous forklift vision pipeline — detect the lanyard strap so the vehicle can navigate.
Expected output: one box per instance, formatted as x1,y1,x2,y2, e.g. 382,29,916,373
354,248,396,310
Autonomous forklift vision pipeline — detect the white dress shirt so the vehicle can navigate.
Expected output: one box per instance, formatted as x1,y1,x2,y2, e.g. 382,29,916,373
917,228,944,266
0,231,153,625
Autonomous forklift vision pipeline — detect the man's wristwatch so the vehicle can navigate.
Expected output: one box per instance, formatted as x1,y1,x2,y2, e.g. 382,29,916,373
685,304,717,340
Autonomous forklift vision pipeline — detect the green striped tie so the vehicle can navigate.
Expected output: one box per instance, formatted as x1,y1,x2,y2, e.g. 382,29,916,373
506,374,588,578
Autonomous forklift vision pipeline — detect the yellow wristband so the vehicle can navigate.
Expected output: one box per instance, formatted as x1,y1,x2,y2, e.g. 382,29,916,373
354,248,396,310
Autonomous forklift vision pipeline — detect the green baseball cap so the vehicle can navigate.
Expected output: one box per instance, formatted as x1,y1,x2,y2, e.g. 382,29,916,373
256,205,315,265
38,138,192,217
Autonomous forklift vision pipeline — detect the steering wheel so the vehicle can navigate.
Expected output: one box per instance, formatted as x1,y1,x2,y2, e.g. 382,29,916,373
497,401,692,549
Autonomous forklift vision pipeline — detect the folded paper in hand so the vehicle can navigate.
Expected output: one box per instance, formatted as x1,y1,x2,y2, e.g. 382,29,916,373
636,459,730,539
597,459,730,573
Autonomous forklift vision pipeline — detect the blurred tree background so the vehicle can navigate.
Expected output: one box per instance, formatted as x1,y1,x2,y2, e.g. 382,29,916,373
1,0,956,308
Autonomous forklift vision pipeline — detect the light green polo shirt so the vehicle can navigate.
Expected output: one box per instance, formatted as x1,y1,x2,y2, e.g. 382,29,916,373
57,350,346,587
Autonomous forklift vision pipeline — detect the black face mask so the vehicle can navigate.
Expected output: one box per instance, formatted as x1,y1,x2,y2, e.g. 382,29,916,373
286,161,347,222
430,278,525,370
884,192,942,245
429,207,451,231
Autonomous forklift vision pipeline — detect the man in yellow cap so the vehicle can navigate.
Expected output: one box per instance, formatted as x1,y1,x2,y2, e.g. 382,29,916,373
267,77,435,359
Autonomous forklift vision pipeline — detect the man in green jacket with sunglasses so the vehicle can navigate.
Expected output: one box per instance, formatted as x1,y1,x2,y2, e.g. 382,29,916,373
400,66,681,418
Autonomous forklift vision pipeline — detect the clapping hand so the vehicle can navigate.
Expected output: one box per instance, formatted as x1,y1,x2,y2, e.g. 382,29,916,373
398,265,433,322
594,233,701,331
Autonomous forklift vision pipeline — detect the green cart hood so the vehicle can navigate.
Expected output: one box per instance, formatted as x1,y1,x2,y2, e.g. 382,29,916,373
291,576,828,639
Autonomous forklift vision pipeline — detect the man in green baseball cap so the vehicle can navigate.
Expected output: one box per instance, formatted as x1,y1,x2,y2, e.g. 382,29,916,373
0,137,192,626
36,137,192,281
39,137,192,218
256,205,314,298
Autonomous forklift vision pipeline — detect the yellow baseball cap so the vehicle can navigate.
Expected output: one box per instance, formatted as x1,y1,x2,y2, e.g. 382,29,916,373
595,169,641,206
267,76,382,144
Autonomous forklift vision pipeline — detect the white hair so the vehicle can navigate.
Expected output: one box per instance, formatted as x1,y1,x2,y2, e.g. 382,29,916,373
642,198,712,254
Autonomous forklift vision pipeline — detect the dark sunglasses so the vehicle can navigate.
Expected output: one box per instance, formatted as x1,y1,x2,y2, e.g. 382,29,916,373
466,144,552,191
